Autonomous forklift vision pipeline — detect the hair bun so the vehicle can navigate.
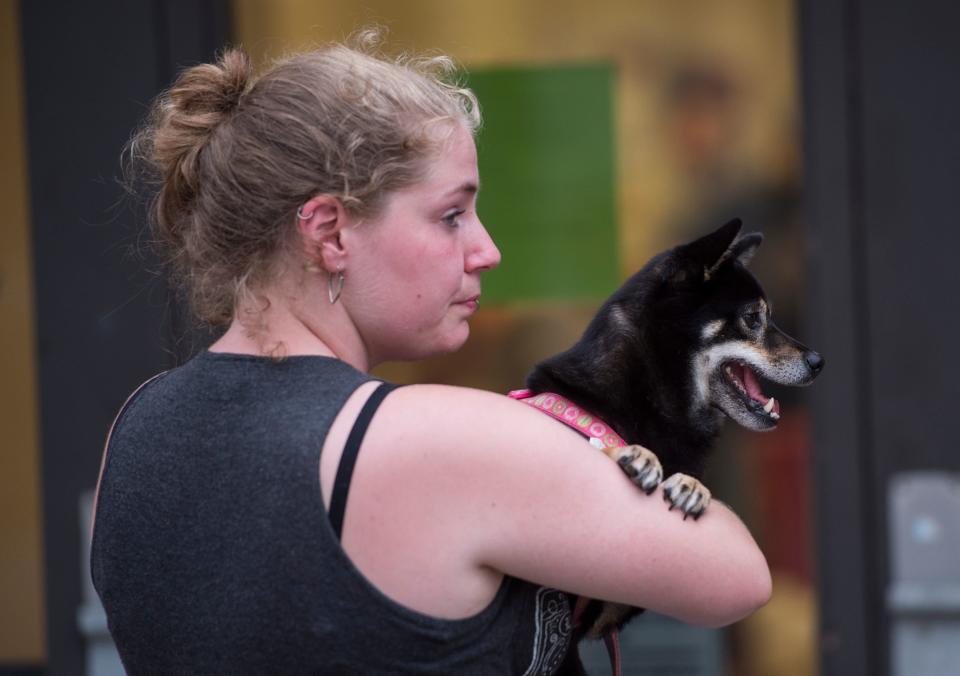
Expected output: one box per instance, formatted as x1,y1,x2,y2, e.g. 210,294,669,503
168,49,251,117
143,49,251,243
150,48,252,175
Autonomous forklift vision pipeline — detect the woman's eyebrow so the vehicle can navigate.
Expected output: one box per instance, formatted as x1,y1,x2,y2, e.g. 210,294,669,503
443,182,479,197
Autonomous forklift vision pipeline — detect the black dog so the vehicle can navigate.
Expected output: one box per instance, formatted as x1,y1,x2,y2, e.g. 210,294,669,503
521,219,824,675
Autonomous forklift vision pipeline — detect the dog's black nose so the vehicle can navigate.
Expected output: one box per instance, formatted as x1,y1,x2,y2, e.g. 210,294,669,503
805,351,824,374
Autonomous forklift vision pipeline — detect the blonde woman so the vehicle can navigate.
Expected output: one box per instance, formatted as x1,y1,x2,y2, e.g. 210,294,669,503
91,37,770,675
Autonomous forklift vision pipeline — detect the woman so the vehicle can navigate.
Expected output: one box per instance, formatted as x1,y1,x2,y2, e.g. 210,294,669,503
91,35,771,675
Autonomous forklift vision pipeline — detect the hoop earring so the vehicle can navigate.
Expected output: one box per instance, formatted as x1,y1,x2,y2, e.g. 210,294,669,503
328,270,345,304
297,206,313,220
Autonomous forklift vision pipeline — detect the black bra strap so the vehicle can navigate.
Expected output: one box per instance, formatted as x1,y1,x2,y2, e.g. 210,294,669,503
329,382,399,541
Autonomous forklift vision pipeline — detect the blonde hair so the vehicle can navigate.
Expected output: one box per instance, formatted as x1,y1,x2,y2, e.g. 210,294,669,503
127,32,480,326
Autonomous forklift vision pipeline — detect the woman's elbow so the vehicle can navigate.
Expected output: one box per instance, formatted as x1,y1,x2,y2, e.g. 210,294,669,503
696,549,773,628
750,556,774,611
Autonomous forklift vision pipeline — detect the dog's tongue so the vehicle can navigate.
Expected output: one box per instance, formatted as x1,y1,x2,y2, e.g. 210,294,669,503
742,365,781,415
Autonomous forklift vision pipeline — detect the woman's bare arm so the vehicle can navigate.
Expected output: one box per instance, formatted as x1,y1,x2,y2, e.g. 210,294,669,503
326,383,771,627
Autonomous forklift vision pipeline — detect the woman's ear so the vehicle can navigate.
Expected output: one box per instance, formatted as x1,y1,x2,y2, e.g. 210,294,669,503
297,195,348,272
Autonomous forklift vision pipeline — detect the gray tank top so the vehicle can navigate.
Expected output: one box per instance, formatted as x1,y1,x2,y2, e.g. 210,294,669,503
91,351,572,675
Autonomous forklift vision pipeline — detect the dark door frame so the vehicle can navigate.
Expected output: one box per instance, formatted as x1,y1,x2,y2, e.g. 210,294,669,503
800,1,960,675
21,2,228,673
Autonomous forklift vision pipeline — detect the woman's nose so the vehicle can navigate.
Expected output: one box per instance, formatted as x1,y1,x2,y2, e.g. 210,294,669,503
466,220,501,272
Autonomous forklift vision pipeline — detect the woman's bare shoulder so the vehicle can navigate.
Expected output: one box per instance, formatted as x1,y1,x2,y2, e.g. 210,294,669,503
371,383,604,475
351,383,770,627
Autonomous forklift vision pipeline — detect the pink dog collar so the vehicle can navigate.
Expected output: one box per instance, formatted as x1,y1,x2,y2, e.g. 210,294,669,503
507,389,628,450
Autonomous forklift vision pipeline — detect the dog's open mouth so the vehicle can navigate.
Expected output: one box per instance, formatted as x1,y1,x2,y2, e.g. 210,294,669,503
722,360,781,422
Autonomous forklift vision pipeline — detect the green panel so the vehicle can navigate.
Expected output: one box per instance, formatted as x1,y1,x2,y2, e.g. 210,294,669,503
467,64,618,303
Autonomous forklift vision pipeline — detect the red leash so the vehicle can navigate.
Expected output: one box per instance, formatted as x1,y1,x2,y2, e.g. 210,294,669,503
509,389,625,676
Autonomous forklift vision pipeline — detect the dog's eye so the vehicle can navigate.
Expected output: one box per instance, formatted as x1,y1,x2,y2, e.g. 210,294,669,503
742,312,763,330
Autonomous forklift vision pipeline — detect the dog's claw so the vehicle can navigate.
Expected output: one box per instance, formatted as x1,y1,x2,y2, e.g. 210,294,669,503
611,445,663,494
662,473,712,518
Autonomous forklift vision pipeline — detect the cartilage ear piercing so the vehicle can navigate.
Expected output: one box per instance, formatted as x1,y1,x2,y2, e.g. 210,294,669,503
297,206,313,220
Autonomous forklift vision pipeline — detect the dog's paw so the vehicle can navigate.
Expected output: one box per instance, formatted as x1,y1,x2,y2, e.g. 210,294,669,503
610,444,663,494
662,473,712,520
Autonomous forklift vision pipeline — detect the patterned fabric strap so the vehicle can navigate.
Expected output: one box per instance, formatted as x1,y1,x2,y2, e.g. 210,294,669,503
507,389,628,450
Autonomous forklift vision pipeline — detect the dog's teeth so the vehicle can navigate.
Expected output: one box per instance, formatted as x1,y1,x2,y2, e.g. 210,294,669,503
763,397,775,413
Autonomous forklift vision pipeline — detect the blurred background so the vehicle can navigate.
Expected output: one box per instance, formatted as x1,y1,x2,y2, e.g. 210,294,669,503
1,1,957,675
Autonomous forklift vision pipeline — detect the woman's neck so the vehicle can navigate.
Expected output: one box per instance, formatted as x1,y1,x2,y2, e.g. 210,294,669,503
209,288,371,372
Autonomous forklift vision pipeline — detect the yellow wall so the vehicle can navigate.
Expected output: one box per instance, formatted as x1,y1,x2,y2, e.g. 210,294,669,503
0,0,46,663
232,0,798,274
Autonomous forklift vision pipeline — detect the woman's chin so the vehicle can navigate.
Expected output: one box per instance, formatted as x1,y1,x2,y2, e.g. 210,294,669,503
435,322,471,356
385,322,470,362
427,317,472,357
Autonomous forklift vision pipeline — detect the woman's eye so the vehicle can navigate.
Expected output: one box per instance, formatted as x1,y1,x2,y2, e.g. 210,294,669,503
442,209,464,227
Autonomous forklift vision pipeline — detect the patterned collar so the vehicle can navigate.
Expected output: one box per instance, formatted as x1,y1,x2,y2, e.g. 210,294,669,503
507,389,627,450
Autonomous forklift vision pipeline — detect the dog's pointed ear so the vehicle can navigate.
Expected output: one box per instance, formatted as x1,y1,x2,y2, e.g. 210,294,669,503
703,229,764,279
670,219,741,283
728,232,763,267
684,219,741,268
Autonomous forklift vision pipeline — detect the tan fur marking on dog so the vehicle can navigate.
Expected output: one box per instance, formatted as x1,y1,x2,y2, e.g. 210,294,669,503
701,319,725,341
